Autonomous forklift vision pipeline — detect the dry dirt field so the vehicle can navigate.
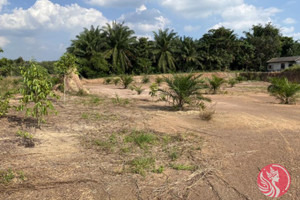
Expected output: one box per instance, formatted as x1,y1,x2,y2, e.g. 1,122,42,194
0,75,299,200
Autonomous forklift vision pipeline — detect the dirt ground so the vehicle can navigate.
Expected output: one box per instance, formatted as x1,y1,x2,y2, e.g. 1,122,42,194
0,76,299,200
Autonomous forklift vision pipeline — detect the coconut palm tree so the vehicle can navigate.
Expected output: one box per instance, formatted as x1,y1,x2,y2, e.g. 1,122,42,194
102,22,137,74
152,29,177,73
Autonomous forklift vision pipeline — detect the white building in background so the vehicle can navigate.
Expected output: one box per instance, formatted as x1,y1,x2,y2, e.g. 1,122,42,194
267,56,300,71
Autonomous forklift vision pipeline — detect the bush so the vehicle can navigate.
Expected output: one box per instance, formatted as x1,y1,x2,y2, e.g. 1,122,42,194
160,73,210,110
120,75,134,89
133,85,144,95
149,83,159,98
155,77,164,85
113,78,120,86
228,78,238,87
207,75,225,94
18,63,59,126
104,77,112,84
0,94,10,118
267,77,300,104
141,75,150,84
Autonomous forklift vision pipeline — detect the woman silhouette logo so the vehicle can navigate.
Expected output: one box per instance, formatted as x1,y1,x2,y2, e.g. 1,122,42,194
257,164,291,198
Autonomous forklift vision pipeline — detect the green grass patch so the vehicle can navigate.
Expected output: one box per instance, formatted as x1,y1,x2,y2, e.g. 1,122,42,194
125,130,157,148
0,169,25,184
129,157,155,176
170,164,196,171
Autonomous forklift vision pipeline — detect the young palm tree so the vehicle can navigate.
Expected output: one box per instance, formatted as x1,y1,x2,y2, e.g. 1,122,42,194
160,73,210,110
268,77,300,104
152,29,177,73
208,75,226,94
120,75,134,89
102,22,136,74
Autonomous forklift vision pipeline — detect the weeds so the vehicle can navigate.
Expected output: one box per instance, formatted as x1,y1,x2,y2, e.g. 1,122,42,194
112,94,130,106
0,169,26,184
152,166,164,174
170,164,196,171
16,130,35,147
125,130,157,148
129,157,155,176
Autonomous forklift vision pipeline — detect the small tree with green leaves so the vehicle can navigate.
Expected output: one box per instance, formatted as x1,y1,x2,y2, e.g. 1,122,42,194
207,75,226,94
149,83,159,98
54,53,77,103
0,93,10,118
268,77,300,104
120,75,134,89
160,73,210,110
18,63,59,126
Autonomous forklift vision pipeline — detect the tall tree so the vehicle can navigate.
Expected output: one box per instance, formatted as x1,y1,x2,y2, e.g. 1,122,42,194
198,27,238,71
245,23,281,71
152,29,177,73
102,21,136,74
179,37,201,71
67,25,108,78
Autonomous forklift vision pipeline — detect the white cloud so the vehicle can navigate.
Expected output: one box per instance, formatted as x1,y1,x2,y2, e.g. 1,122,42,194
0,0,8,12
0,36,10,47
161,0,243,18
87,0,145,7
0,0,108,31
184,25,201,32
283,18,296,24
211,4,281,30
118,5,170,34
136,4,147,12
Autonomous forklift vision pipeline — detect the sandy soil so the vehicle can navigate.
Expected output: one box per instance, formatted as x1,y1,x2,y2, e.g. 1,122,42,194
0,77,299,200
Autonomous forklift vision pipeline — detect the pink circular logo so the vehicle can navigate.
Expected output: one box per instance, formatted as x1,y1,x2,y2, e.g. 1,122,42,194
257,164,291,198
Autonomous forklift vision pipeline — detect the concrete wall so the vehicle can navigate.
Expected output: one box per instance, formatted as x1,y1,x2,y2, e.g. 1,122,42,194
268,62,295,71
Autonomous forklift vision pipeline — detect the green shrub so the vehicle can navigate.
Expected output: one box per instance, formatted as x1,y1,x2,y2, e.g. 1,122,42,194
267,77,300,104
120,75,134,89
207,75,226,94
160,73,210,109
0,94,10,118
113,78,120,86
155,77,164,85
125,130,157,148
104,77,112,84
18,63,59,126
228,78,238,87
133,85,144,95
141,75,150,84
149,83,159,98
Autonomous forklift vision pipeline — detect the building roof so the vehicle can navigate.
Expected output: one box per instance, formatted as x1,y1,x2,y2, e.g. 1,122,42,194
267,56,300,63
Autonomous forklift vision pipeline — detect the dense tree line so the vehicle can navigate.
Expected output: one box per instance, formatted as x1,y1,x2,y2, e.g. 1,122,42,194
1,22,300,78
67,22,300,78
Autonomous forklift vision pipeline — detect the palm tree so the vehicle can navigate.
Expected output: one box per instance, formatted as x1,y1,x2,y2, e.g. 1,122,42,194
68,25,106,59
180,37,201,71
152,29,177,73
102,22,136,74
67,26,108,78
0,48,3,53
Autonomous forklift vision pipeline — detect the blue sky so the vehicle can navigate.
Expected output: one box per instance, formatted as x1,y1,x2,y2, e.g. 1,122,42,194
0,0,299,61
